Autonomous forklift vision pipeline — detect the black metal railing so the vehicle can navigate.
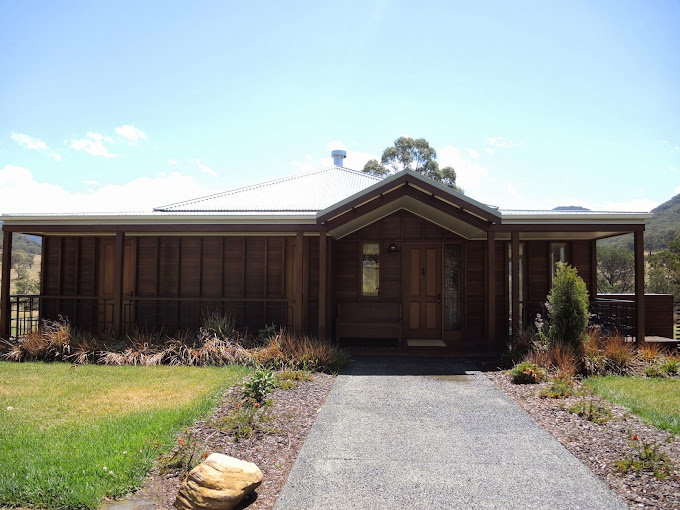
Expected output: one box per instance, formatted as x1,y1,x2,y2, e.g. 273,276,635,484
589,298,636,339
8,294,114,339
674,301,679,341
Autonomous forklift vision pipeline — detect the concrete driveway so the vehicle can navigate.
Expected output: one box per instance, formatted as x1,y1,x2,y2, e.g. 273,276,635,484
273,357,626,510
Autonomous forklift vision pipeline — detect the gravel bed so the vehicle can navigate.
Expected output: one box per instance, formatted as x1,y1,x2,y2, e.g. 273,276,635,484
112,372,335,510
487,371,680,509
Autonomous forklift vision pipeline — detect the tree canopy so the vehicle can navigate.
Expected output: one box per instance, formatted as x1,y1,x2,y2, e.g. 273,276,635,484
362,137,463,193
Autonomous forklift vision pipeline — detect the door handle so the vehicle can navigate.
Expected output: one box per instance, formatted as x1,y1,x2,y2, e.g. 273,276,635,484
437,293,441,304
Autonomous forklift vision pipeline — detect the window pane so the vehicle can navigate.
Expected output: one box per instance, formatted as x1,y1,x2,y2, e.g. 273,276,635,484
362,243,379,296
550,243,567,282
444,244,462,330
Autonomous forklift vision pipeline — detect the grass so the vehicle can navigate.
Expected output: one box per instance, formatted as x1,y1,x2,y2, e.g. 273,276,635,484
0,361,250,509
584,376,680,435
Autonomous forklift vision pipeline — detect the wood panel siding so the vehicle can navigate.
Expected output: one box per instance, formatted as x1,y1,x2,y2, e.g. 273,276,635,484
464,241,485,339
495,242,507,342
599,294,674,339
526,240,549,322
39,235,293,335
571,240,593,295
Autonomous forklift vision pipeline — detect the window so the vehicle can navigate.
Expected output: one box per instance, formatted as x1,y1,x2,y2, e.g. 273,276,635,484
508,242,525,334
550,243,568,283
361,243,380,296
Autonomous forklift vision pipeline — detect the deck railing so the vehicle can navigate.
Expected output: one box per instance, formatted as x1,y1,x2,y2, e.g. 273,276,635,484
7,295,114,339
122,297,294,335
589,297,635,339
675,301,680,341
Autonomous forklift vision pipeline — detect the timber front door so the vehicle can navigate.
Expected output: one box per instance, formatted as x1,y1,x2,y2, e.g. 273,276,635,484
404,244,442,339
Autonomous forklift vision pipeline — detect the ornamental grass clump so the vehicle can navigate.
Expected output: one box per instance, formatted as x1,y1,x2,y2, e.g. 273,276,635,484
547,262,589,352
509,361,547,384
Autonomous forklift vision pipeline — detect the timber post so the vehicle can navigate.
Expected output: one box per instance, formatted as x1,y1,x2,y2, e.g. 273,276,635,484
1,230,12,339
511,231,520,336
318,230,327,339
295,231,304,332
486,230,496,345
634,230,645,343
112,232,125,337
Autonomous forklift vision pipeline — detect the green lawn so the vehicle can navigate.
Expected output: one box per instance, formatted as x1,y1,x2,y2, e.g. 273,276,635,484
0,361,250,509
584,376,680,435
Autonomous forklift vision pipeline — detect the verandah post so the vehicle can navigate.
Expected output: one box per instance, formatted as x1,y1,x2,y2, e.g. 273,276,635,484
511,231,520,336
1,230,12,339
318,230,327,339
634,229,645,343
295,231,304,332
487,230,496,345
112,231,125,337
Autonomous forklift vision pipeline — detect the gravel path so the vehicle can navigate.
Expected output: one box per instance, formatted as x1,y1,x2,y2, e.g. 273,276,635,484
274,357,626,510
488,371,680,509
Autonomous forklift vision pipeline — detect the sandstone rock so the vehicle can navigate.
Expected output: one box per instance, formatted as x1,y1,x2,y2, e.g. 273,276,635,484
173,454,262,510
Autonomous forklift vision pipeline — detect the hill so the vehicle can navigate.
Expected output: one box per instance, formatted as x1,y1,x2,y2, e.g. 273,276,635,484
599,193,680,252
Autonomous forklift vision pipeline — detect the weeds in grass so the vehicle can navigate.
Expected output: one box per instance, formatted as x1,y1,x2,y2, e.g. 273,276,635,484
540,376,576,398
614,436,674,480
159,432,207,477
661,357,679,376
569,399,613,424
215,399,276,441
645,363,666,378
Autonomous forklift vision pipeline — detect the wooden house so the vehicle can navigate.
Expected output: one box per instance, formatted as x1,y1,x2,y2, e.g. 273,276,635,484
1,157,669,356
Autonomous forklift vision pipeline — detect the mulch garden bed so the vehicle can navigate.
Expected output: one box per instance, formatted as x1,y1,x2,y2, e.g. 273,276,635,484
487,371,680,510
111,372,335,510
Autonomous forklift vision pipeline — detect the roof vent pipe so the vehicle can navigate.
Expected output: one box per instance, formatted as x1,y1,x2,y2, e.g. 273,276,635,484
331,149,346,167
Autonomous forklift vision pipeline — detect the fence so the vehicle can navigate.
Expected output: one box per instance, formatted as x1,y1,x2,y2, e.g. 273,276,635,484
589,297,636,339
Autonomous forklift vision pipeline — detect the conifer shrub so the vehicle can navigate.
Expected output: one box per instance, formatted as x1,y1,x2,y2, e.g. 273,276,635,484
547,262,589,351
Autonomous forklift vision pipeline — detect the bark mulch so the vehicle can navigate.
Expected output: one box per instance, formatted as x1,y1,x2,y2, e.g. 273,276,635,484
106,372,335,510
487,371,680,510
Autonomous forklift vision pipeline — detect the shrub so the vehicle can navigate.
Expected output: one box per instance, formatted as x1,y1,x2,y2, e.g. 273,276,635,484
547,263,589,350
569,399,613,424
645,364,665,378
548,342,578,378
539,376,576,398
243,369,276,403
509,361,547,384
603,336,636,375
661,357,679,376
638,342,666,363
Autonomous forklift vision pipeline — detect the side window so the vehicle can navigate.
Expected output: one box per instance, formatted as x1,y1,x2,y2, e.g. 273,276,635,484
361,243,380,296
550,242,568,284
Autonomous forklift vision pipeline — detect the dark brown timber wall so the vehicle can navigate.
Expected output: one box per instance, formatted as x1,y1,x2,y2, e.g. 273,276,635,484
599,293,674,339
41,235,296,334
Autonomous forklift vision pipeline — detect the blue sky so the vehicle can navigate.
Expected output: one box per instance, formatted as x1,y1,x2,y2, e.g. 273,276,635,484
1,1,678,213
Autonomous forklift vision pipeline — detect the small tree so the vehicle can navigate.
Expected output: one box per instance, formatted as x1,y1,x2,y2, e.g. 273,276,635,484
547,262,589,349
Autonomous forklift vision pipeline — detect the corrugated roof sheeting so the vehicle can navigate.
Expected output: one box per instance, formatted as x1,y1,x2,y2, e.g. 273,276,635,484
155,167,382,212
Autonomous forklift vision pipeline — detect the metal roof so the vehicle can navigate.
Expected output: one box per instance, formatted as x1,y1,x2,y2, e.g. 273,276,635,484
154,166,382,212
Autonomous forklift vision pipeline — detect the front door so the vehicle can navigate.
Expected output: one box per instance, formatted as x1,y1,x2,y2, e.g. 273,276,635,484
404,244,441,339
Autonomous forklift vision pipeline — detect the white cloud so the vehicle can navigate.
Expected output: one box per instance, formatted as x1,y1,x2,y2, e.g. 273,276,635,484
466,148,480,159
82,180,100,186
675,184,680,194
326,141,346,151
292,154,316,172
0,165,214,213
486,137,520,155
115,125,147,145
10,132,61,161
167,159,178,166
190,158,217,177
437,145,490,192
71,132,118,158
